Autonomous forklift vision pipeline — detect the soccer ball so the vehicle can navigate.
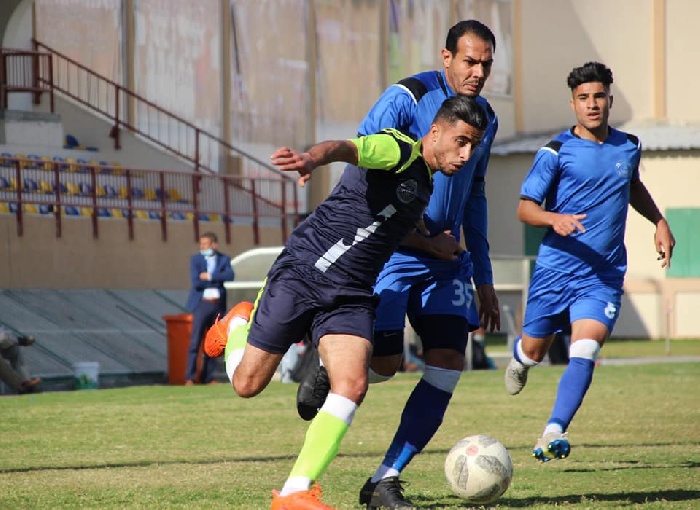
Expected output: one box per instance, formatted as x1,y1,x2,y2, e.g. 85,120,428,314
444,434,513,504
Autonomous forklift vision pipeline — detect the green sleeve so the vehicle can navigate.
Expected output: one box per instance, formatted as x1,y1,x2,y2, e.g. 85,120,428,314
350,133,402,170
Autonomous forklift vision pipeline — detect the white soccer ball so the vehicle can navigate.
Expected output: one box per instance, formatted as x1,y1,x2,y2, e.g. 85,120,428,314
444,434,513,504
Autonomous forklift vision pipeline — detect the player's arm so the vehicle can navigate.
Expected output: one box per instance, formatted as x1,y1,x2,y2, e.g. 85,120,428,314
463,140,499,331
518,148,586,236
270,131,405,186
629,178,675,268
399,229,462,261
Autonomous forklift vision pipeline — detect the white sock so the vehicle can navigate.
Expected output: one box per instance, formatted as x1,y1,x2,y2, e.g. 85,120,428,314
371,465,399,483
516,339,539,367
225,349,244,383
543,422,564,436
280,476,312,496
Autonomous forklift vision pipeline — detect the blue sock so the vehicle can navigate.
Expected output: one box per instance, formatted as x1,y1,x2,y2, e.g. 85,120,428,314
381,378,452,472
548,357,595,431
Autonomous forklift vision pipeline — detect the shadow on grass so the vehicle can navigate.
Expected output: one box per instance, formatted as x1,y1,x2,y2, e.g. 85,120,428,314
3,453,698,475
418,489,700,508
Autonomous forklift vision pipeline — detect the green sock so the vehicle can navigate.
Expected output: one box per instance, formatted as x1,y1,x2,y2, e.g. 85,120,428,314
224,322,249,358
289,409,350,481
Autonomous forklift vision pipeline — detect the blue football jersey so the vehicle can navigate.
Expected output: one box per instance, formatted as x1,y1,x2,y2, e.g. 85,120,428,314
521,127,642,279
358,70,498,285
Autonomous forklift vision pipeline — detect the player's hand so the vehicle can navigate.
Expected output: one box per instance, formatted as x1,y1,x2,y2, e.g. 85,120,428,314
270,147,315,187
199,272,209,280
477,284,500,332
551,213,586,236
654,218,675,268
426,230,464,261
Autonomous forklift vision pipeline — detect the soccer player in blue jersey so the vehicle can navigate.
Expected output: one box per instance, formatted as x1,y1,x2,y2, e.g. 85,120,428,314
206,95,487,509
504,61,676,462
295,19,501,508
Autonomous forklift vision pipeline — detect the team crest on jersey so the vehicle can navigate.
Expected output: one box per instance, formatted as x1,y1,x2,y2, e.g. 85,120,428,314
396,179,418,204
614,161,631,177
604,302,617,319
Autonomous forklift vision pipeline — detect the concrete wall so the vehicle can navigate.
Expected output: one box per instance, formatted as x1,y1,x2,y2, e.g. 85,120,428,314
0,214,285,289
511,0,700,135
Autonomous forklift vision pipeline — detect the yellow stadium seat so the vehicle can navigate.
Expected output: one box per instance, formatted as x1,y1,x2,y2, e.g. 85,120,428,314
185,212,194,221
144,188,157,201
39,180,53,194
9,177,18,191
66,157,79,172
66,182,80,195
23,204,39,214
135,210,149,219
80,207,93,216
39,155,53,171
0,203,10,213
167,188,182,202
209,214,221,222
96,185,106,197
110,208,124,218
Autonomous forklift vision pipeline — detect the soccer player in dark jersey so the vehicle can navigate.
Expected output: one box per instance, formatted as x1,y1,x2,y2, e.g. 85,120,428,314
295,20,500,508
504,61,676,462
206,95,487,509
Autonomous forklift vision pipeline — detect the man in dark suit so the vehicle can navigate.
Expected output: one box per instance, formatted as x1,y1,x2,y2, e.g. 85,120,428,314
185,232,234,385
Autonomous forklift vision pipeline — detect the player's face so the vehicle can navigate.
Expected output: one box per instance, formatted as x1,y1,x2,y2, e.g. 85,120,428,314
431,120,483,176
442,34,494,97
570,82,612,133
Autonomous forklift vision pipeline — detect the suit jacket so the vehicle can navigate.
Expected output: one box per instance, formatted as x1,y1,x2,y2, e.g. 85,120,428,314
185,251,235,312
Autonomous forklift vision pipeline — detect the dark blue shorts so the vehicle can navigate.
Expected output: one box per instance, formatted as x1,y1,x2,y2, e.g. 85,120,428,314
247,253,378,354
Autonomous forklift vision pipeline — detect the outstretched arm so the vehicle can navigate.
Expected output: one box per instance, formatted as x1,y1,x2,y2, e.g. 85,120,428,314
517,199,587,236
270,141,358,187
629,179,675,268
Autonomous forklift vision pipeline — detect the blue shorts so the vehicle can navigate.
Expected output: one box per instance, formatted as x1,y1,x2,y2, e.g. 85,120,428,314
373,250,479,352
522,265,623,338
247,253,378,354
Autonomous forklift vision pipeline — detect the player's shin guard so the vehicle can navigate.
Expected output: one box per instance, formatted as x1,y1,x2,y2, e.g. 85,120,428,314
288,393,357,483
378,366,460,477
548,339,600,431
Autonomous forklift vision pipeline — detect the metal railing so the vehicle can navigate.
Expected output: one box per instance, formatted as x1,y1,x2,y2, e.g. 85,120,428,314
0,49,54,111
0,157,300,244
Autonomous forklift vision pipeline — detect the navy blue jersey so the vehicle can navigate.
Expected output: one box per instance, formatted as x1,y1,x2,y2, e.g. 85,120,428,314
521,127,642,279
359,69,498,285
284,129,433,287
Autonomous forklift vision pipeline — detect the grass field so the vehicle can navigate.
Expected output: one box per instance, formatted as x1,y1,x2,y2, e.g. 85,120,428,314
1,354,698,509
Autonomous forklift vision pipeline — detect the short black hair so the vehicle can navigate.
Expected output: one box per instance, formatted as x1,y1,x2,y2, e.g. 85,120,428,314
201,232,218,243
567,61,613,91
445,19,496,54
433,95,487,132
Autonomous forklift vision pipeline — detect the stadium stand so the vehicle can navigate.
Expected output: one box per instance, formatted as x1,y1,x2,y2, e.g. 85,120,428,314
0,289,196,392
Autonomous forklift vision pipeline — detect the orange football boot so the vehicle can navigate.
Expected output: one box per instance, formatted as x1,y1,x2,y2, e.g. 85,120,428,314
203,301,253,357
270,485,335,510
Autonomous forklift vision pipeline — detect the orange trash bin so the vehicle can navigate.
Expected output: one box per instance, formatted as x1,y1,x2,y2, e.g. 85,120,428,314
163,313,197,385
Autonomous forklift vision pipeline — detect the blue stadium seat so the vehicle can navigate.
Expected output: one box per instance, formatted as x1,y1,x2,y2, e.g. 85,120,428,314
39,204,53,214
9,203,18,213
103,185,118,198
198,212,210,221
23,178,39,192
97,208,111,217
63,205,79,216
79,182,94,195
169,211,186,220
130,187,145,199
0,176,9,190
147,210,161,220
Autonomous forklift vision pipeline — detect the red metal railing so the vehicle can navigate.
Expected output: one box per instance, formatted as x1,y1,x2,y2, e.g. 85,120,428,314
0,49,54,111
0,156,300,244
32,40,291,179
